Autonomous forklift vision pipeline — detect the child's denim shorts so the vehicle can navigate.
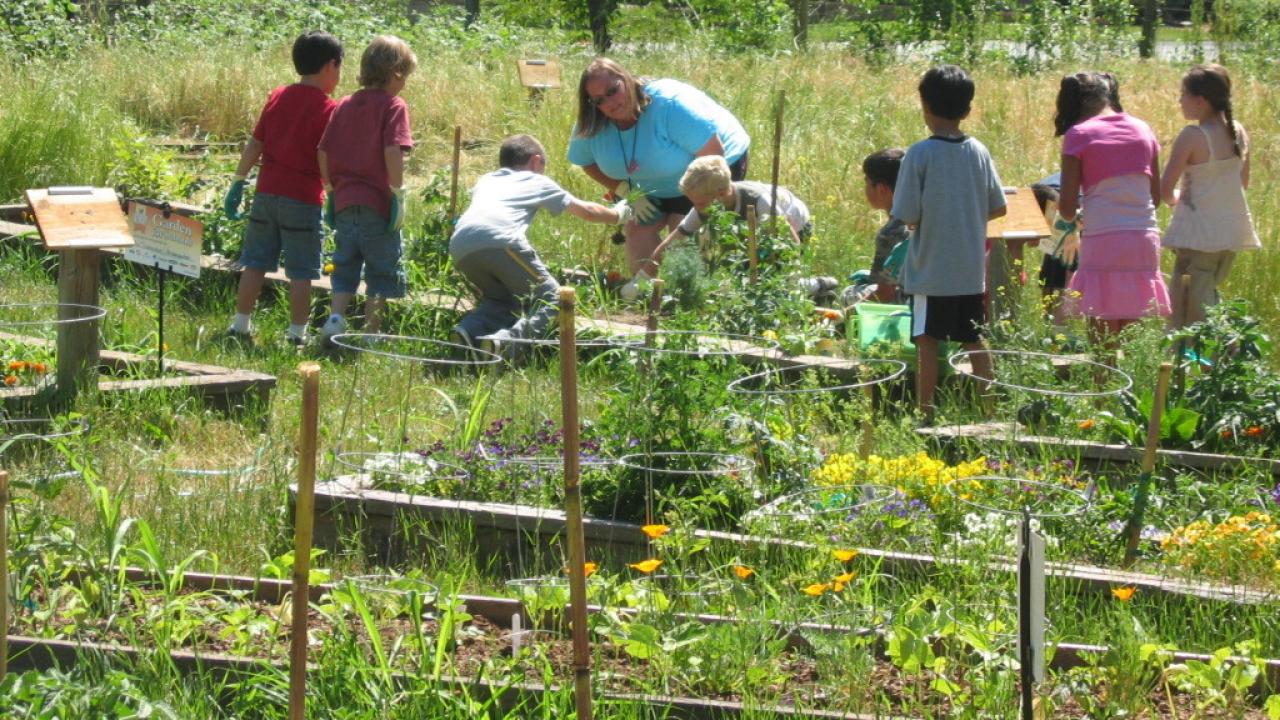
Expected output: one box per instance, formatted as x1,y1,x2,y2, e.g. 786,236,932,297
238,192,323,280
331,205,406,298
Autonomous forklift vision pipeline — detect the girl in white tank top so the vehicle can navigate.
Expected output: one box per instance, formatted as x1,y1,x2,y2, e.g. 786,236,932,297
1159,64,1259,325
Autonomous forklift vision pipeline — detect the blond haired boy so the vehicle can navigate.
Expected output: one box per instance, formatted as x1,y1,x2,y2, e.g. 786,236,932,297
632,155,810,297
317,35,417,342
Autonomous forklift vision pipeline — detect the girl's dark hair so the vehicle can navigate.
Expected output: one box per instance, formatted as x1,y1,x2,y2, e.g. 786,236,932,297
1183,63,1240,157
1053,72,1114,137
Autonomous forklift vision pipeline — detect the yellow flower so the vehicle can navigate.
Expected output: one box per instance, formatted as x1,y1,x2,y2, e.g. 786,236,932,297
832,549,858,563
802,583,831,596
1111,586,1136,602
641,524,670,539
323,262,336,275
628,559,662,574
762,329,778,341
834,572,856,584
733,565,755,580
1077,419,1095,430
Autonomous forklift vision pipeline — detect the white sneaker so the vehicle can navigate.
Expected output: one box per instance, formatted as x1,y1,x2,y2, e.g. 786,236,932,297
319,315,347,341
619,269,651,302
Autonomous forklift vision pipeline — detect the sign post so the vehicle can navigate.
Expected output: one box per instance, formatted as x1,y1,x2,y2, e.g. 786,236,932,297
25,187,134,399
1017,507,1046,720
124,201,203,375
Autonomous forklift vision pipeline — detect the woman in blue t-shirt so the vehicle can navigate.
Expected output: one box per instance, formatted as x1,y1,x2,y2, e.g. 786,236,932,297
568,58,750,281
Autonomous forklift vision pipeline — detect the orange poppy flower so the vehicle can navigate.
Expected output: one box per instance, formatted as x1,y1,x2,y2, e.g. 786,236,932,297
31,362,47,374
564,562,598,578
733,565,755,580
1077,419,1095,430
3,374,16,386
1245,426,1265,438
802,583,831,597
641,524,670,539
7,361,24,372
628,559,662,574
832,549,858,563
1111,586,1136,602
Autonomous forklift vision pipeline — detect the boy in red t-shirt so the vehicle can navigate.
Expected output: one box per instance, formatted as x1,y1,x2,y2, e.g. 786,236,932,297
224,30,343,346
316,35,417,341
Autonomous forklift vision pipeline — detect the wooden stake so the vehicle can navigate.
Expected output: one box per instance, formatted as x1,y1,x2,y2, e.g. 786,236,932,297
289,363,321,720
1173,273,1192,395
558,287,593,720
1,470,8,683
56,249,103,397
645,278,665,348
746,205,759,283
769,91,786,239
1123,362,1173,567
448,125,463,221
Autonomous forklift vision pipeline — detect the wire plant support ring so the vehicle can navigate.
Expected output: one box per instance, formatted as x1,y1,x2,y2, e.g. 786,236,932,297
948,348,1133,399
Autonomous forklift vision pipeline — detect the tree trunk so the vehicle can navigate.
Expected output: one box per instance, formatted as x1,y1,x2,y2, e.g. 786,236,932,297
588,0,611,53
1138,0,1159,58
465,0,480,29
794,0,809,49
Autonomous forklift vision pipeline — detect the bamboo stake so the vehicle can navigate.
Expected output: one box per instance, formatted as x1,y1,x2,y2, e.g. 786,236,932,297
645,278,665,347
448,125,463,221
746,205,759,283
289,363,321,720
558,287,593,720
1173,273,1192,395
1123,362,1173,567
769,91,786,239
1,470,8,682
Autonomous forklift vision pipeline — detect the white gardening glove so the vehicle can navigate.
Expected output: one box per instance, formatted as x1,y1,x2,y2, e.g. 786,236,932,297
619,268,651,302
614,180,659,224
1052,216,1079,266
611,199,633,225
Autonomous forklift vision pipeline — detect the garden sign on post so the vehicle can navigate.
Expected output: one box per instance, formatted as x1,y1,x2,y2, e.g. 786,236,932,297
124,201,203,376
24,187,133,398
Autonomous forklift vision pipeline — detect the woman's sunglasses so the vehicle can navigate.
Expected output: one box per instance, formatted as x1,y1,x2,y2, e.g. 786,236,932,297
589,79,623,108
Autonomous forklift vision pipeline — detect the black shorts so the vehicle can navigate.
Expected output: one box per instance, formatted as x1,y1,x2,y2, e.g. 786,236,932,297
1038,254,1076,290
910,293,984,344
653,151,750,216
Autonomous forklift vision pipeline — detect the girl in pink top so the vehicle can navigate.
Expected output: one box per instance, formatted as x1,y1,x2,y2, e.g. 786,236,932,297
1159,64,1259,327
1054,71,1170,339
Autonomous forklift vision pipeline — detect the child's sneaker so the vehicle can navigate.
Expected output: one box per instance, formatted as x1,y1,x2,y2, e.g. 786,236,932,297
222,327,254,347
285,332,308,349
479,329,514,361
318,315,347,345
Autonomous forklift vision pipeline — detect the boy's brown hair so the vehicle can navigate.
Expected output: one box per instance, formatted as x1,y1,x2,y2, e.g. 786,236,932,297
358,35,417,89
498,134,546,169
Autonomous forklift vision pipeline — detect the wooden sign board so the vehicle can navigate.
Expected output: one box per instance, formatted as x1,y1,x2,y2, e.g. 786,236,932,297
987,187,1050,241
123,201,203,278
25,187,133,250
516,58,561,89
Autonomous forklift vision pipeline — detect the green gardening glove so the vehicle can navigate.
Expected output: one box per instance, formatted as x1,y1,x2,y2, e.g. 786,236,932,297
388,186,406,233
882,238,909,281
323,187,335,230
223,175,247,220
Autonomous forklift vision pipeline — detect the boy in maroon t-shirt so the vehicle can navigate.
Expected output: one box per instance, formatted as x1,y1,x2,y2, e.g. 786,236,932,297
317,35,417,341
224,30,343,346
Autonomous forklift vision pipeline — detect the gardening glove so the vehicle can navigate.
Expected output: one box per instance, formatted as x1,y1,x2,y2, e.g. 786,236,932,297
223,175,247,220
619,268,651,302
388,186,406,233
882,239,909,281
323,187,336,230
611,199,633,225
613,180,660,224
1052,216,1080,268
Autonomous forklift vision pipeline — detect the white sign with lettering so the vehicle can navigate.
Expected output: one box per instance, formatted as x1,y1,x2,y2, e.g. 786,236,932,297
124,202,202,278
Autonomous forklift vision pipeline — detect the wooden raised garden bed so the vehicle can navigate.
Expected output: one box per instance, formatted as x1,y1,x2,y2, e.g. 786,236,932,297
0,329,275,412
10,567,1277,717
917,421,1280,477
303,476,1277,606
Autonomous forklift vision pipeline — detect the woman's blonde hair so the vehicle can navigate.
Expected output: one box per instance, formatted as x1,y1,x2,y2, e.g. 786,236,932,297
358,35,417,89
574,58,649,138
679,156,732,198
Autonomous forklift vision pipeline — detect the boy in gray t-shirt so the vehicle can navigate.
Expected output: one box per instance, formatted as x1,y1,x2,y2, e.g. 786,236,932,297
449,134,629,357
890,65,1007,419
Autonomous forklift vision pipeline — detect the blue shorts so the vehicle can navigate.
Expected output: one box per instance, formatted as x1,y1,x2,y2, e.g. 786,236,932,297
238,192,323,280
331,205,405,298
